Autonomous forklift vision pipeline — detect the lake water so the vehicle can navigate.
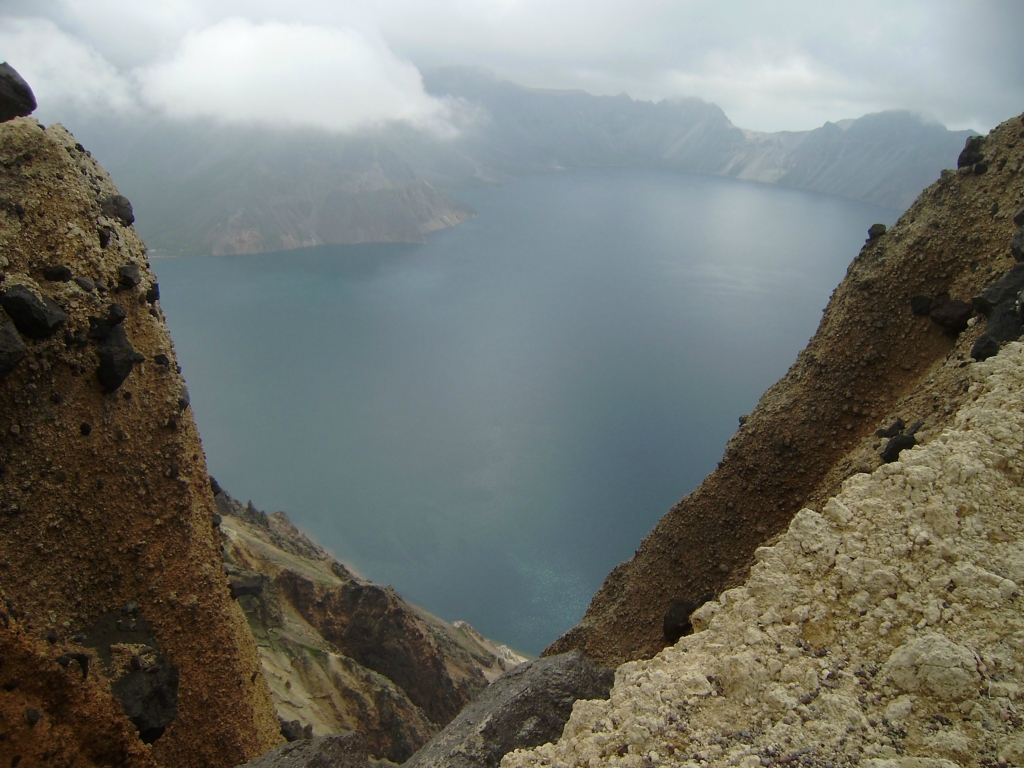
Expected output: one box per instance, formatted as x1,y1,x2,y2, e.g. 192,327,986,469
154,168,898,655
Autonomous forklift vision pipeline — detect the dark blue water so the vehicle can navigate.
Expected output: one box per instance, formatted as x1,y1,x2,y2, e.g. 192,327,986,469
154,168,897,655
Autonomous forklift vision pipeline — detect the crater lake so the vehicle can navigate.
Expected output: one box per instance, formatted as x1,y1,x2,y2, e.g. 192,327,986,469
154,167,899,655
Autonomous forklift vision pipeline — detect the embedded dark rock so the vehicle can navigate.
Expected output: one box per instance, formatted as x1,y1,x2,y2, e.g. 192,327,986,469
910,296,933,316
957,135,984,168
973,263,1024,314
25,707,40,726
229,572,267,600
95,324,137,391
875,418,906,438
117,264,142,288
238,733,370,768
154,353,170,367
75,605,180,745
971,334,1000,361
177,387,190,411
0,284,67,338
73,276,95,293
1011,228,1024,263
402,651,613,768
0,63,36,123
101,195,135,227
867,223,886,240
42,265,72,282
982,299,1023,343
1014,207,1024,228
279,718,307,743
881,433,917,463
87,304,128,340
973,161,988,175
928,300,972,332
55,652,90,679
146,283,160,303
663,592,714,644
0,317,27,380
97,225,113,248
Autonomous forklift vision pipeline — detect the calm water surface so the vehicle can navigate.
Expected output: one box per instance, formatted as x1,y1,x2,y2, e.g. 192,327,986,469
154,168,897,654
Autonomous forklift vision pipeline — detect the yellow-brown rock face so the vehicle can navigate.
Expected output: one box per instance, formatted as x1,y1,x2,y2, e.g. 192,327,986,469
0,119,281,766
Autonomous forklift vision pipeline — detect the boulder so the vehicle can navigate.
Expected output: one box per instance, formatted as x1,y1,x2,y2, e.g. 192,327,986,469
0,284,67,338
881,433,916,463
402,651,614,768
102,195,136,227
957,135,984,169
1011,228,1024,263
0,316,27,379
95,324,139,391
973,263,1024,314
971,334,1000,362
237,733,369,768
1014,207,1024,228
928,300,972,333
42,264,73,282
867,223,887,241
118,263,142,288
0,63,36,122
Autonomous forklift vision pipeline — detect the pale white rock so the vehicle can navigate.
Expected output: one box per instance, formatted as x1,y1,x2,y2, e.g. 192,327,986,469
503,343,1024,768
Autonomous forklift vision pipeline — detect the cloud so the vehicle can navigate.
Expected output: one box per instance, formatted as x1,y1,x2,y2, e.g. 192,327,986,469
0,16,137,113
136,18,455,133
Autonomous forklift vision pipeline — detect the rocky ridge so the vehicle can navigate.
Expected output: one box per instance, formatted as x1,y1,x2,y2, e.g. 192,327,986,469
504,341,1024,768
548,111,1024,668
214,488,526,763
0,114,282,765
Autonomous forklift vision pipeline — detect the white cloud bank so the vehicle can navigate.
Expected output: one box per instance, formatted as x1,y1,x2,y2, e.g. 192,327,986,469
0,16,137,113
1,15,456,134
137,19,453,133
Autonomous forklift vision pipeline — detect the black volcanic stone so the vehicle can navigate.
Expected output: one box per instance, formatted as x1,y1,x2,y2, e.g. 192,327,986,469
146,283,160,303
910,296,933,316
957,135,984,169
101,195,135,227
403,651,613,768
0,318,27,380
867,223,886,240
974,263,1024,315
73,276,95,293
238,733,369,768
0,64,36,123
663,594,713,644
1011,228,1024,263
971,334,1000,362
1014,207,1024,228
929,300,972,333
95,325,137,391
0,285,67,338
875,418,906,438
42,265,72,282
881,433,917,463
97,226,113,249
973,161,988,175
117,264,142,289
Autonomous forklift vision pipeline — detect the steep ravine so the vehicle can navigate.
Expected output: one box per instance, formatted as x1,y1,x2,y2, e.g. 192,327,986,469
548,112,1024,668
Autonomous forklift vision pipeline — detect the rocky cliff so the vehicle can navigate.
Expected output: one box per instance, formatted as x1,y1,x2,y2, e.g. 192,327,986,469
506,341,1024,767
0,116,282,765
546,112,1024,671
213,489,525,763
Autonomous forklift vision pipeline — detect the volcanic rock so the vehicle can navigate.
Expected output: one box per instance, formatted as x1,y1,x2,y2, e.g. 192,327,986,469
117,263,142,288
0,316,27,379
867,222,886,240
0,284,67,338
957,134,984,168
909,295,933,316
1012,227,1024,262
237,733,370,768
403,651,614,768
41,265,72,282
95,324,137,391
973,262,1024,314
0,63,35,122
928,299,973,332
1014,206,1024,227
102,195,135,227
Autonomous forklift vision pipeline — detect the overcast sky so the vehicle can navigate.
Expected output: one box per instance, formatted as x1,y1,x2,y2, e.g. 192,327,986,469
1,0,1021,135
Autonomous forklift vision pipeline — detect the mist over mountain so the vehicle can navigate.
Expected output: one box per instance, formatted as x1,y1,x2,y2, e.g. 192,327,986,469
62,68,972,258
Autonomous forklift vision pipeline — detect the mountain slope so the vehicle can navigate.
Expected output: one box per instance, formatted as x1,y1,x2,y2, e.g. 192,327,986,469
546,112,1024,667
